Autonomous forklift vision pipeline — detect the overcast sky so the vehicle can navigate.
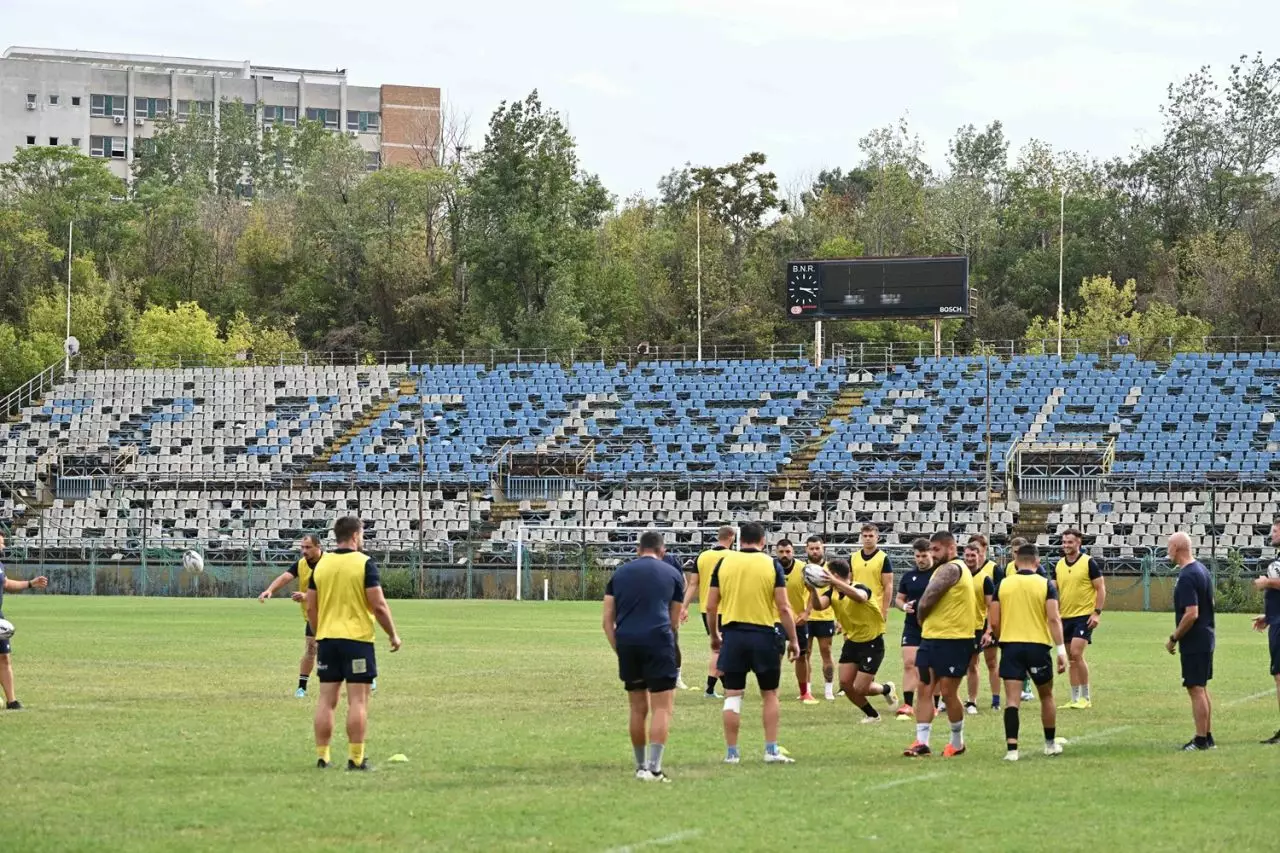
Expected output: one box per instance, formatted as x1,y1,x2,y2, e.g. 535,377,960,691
5,0,1277,197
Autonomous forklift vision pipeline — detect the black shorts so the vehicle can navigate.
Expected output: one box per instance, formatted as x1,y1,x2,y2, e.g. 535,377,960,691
1269,623,1280,677
973,629,986,655
719,628,783,692
316,638,377,684
809,619,836,640
839,635,885,675
917,638,971,685
617,639,678,693
0,638,9,655
794,622,811,655
999,642,1054,686
1180,650,1214,688
901,623,923,648
305,621,315,639
1063,616,1094,644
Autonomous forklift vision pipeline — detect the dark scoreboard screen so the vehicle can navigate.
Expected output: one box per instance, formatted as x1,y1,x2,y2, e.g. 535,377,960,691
785,256,969,320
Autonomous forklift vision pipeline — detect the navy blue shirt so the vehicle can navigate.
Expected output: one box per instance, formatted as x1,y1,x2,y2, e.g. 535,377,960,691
1265,555,1280,626
606,556,685,644
897,566,934,633
1173,560,1216,654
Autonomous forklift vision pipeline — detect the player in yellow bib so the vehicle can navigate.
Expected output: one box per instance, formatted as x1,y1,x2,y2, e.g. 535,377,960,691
803,534,838,700
962,538,997,715
775,538,817,704
988,542,1067,761
680,526,735,699
904,531,977,758
1054,529,1106,708
809,558,898,723
258,533,324,697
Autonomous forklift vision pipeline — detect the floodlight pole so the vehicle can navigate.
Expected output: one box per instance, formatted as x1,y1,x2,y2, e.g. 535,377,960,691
65,220,73,374
985,350,993,545
696,197,703,363
1057,187,1065,359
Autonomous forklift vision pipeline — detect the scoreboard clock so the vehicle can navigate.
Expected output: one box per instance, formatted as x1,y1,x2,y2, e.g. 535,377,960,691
785,256,970,320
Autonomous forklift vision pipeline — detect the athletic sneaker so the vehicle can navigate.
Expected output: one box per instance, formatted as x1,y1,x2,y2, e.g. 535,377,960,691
1261,729,1280,745
640,770,672,783
800,693,820,706
5,700,22,711
882,681,898,707
895,704,914,720
371,679,377,692
316,759,331,769
704,691,723,700
294,688,307,699
1181,740,1204,752
942,743,966,758
902,742,932,758
1066,698,1092,710
991,697,1001,711
723,753,741,764
1020,690,1035,702
1207,735,1217,750
634,768,649,780
347,759,372,771
764,751,796,764
858,715,882,725
675,678,690,691
1003,750,1020,762
964,701,978,716
1044,742,1064,757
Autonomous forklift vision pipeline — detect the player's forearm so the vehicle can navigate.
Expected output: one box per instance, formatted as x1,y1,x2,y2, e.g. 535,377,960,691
881,576,893,618
264,572,294,595
4,578,28,592
681,580,698,609
1261,578,1280,590
778,606,799,645
1171,612,1198,642
373,604,398,640
1094,582,1107,611
1049,617,1065,647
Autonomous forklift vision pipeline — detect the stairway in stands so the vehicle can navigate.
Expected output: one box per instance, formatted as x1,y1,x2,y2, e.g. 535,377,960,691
771,386,865,490
1012,502,1054,545
303,375,416,478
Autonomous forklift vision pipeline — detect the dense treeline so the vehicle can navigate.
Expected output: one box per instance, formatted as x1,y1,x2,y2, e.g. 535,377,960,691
2,54,1279,392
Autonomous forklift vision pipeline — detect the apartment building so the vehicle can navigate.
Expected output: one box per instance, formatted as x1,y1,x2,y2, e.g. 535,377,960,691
0,46,441,181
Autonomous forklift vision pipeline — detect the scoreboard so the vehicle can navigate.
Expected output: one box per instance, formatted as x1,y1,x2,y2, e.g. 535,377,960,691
785,256,969,320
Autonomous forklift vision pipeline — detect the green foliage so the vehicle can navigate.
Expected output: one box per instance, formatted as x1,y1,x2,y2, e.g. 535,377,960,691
132,302,232,367
380,568,416,599
1214,549,1263,613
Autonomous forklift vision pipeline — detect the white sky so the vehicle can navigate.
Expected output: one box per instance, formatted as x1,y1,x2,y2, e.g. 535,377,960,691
5,0,1276,197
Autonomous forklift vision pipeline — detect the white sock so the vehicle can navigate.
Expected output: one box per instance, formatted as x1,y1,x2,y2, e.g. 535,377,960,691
1082,683,1091,701
824,681,835,699
804,682,811,696
1070,685,1080,701
916,722,931,746
950,720,964,750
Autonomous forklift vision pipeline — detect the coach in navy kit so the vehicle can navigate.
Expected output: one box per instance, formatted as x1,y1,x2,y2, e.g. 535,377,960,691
1166,532,1216,752
603,531,685,781
1255,518,1280,745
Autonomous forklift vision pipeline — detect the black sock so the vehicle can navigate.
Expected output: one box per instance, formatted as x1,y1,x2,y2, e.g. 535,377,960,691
298,675,309,691
904,690,915,707
706,676,717,694
1194,735,1209,748
1004,706,1020,743
1206,731,1214,742
1045,727,1056,743
882,683,893,696
859,702,879,718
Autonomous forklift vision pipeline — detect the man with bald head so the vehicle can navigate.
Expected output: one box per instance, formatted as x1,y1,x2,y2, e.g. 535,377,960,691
1165,532,1216,751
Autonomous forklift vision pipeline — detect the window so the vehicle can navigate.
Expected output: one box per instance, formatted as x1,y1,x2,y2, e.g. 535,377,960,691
89,135,126,159
243,102,257,117
71,96,81,106
176,100,213,121
134,97,170,119
137,138,157,156
49,137,58,146
49,94,59,106
90,94,126,118
26,135,36,145
263,105,297,127
365,151,381,172
305,107,339,130
347,111,381,133
71,137,81,147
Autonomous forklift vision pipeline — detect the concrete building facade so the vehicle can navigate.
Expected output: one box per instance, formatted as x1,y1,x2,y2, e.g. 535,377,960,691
0,46,441,181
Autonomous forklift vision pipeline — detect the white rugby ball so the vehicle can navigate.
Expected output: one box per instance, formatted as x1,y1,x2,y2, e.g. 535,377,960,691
1268,559,1280,580
182,550,205,574
803,563,828,588
0,619,14,641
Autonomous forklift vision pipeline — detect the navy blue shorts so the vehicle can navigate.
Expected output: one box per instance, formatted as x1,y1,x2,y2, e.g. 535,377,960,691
617,639,678,693
316,639,377,684
1269,623,1280,677
809,620,836,640
1063,616,1094,644
901,623,923,648
795,622,811,654
304,621,315,639
1180,650,1213,688
0,638,9,655
839,635,885,674
917,638,971,684
999,642,1054,685
718,628,783,692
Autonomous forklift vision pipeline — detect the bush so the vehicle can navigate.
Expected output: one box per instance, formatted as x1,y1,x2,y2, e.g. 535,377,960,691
381,568,416,599
1214,549,1263,613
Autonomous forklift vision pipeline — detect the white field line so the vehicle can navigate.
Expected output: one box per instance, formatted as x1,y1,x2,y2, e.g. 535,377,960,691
603,829,702,853
1061,725,1133,744
1226,689,1275,707
866,771,943,791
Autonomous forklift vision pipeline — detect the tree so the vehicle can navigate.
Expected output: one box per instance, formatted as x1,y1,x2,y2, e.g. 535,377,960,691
690,152,783,281
131,302,231,367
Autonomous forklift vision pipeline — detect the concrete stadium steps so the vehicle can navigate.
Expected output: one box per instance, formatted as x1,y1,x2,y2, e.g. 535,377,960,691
1012,502,1053,545
304,375,414,477
773,385,864,491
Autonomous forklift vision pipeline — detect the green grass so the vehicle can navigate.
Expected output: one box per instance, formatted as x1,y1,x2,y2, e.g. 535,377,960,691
2,599,1279,852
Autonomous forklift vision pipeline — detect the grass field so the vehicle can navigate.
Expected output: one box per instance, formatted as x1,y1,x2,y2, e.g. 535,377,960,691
2,598,1279,852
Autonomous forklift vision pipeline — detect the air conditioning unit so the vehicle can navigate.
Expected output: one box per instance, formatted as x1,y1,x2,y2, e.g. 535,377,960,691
24,102,36,111
133,117,144,126
347,130,359,138
112,115,125,125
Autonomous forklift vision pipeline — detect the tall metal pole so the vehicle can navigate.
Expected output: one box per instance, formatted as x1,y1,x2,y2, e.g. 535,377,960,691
696,197,703,363
985,351,993,546
417,406,425,598
65,220,73,374
1057,187,1065,359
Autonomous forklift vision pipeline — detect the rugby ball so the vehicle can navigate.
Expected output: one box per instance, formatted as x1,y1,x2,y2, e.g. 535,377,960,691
803,563,828,589
182,550,205,574
0,619,14,641
1268,559,1280,580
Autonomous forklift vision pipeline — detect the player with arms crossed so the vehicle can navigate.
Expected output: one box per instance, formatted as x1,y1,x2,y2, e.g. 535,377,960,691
603,532,684,782
803,534,839,701
681,526,735,699
967,535,1001,712
809,559,897,723
1166,532,1216,752
706,522,801,764
0,531,48,710
987,542,1067,761
775,538,817,704
1254,518,1280,744
894,538,934,719
1055,529,1106,708
904,531,976,758
258,533,325,697
962,540,997,716
305,517,401,771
